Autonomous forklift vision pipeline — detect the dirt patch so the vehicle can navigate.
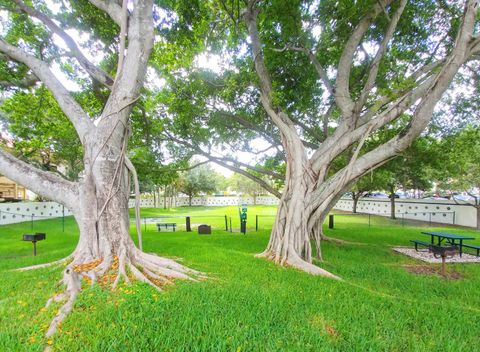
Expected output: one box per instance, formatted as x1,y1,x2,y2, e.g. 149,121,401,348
403,265,464,280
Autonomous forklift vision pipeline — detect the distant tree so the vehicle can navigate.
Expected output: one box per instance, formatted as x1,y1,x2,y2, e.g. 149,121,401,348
230,173,266,204
438,127,480,229
351,169,390,214
179,163,218,206
351,137,439,218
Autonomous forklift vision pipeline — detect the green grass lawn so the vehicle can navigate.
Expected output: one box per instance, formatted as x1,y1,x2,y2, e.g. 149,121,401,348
1,206,479,351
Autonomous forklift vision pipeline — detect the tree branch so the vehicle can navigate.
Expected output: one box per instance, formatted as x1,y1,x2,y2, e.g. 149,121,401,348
0,40,94,141
88,0,123,26
355,0,407,111
0,72,38,89
206,156,282,198
318,0,479,201
11,0,114,88
277,45,334,96
163,131,282,198
0,148,78,210
335,0,392,118
98,0,153,129
243,3,298,138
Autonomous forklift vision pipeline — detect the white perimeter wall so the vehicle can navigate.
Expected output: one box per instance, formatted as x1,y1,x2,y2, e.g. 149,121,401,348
128,196,280,208
334,197,477,228
2,196,476,229
0,201,73,225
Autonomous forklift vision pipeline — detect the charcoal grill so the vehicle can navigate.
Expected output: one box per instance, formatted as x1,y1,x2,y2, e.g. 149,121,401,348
22,233,46,256
429,244,457,276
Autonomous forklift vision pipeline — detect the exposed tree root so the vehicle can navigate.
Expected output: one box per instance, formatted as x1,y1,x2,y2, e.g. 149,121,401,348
320,235,365,246
42,249,203,339
255,251,341,280
15,255,73,272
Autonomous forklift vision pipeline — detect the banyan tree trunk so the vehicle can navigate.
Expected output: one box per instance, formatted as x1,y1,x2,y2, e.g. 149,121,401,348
257,162,340,279
32,138,202,338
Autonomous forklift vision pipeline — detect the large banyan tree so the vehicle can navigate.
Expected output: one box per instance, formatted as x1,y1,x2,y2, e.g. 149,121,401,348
159,0,480,278
0,0,201,336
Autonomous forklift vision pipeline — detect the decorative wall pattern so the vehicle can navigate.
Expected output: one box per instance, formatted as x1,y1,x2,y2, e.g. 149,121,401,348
5,197,474,229
128,196,280,208
333,198,477,228
0,201,72,225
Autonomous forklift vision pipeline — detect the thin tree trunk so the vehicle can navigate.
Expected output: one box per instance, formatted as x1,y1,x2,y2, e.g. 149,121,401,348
389,185,396,220
476,206,480,230
163,186,167,209
352,192,361,213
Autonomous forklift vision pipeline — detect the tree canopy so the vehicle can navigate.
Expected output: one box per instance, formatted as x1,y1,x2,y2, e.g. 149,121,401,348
1,0,480,336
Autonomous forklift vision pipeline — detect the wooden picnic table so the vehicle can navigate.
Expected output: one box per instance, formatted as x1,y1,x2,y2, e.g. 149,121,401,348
421,231,475,257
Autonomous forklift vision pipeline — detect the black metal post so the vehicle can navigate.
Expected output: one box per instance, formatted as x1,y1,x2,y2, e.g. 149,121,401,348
328,214,334,229
186,216,191,232
224,215,228,231
33,240,37,256
368,213,371,228
241,221,246,234
256,215,258,232
229,217,232,233
452,211,456,225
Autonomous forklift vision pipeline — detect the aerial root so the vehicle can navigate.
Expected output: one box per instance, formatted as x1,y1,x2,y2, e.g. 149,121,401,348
42,251,204,340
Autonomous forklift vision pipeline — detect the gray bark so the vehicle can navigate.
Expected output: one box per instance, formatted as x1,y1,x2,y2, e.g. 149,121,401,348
0,0,201,338
244,0,479,277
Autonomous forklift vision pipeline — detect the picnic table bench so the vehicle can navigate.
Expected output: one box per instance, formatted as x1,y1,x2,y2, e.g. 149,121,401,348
156,223,176,232
420,231,475,257
461,243,480,257
410,239,431,251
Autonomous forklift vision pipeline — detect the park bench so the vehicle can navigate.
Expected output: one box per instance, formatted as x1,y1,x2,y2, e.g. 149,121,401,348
461,243,480,257
156,223,176,232
410,239,431,251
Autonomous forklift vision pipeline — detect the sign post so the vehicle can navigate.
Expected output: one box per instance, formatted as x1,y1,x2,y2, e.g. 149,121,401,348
239,204,247,234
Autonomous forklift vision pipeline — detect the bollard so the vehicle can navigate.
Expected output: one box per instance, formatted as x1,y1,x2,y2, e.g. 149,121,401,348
186,216,191,232
229,217,232,233
241,220,246,235
256,215,258,232
224,215,228,231
328,214,334,229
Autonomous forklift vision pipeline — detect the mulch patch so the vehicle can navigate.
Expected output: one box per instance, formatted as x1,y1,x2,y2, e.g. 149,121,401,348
403,265,464,280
